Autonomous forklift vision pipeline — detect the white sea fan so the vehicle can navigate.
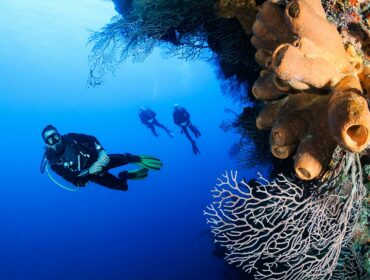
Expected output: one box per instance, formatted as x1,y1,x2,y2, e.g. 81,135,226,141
204,152,366,280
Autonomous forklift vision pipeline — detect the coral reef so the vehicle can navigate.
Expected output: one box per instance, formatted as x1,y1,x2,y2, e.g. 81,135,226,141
205,149,367,279
217,0,258,34
89,1,370,278
250,0,370,180
88,0,259,88
221,106,272,169
323,0,370,62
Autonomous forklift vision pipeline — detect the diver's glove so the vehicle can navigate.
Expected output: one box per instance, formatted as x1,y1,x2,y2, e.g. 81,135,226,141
88,161,103,175
98,149,110,167
135,155,163,170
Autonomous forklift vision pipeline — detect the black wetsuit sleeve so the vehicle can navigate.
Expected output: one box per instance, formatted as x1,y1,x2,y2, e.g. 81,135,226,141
182,108,190,119
139,113,147,124
147,109,156,119
66,133,103,156
173,112,180,125
68,133,102,147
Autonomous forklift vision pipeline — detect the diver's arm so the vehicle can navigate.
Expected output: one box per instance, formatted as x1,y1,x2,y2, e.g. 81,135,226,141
173,114,181,126
73,133,110,166
139,114,148,125
78,147,110,177
148,109,156,118
183,110,190,119
68,133,104,149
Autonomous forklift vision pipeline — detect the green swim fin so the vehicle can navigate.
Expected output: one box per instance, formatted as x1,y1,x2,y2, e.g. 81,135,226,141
125,168,149,180
136,155,163,170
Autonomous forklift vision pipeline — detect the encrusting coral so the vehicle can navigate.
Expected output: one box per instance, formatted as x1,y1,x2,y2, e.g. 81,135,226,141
250,0,370,180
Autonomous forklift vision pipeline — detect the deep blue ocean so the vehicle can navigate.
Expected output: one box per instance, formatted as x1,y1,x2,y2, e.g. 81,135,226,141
0,1,255,279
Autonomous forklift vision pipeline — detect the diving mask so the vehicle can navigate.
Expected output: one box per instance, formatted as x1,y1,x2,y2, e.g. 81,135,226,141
45,133,61,145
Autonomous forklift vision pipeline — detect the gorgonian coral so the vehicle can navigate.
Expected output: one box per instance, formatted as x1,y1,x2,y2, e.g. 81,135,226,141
205,149,367,279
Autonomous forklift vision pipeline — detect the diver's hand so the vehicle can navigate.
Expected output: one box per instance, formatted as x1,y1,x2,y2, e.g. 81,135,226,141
88,161,103,175
98,150,110,167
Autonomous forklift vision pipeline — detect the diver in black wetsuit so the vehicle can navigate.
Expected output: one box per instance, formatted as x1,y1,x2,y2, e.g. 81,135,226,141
138,107,173,138
40,125,162,191
173,104,201,154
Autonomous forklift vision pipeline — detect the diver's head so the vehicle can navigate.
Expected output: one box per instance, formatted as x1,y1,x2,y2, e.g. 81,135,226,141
42,125,64,153
138,106,146,114
174,104,180,110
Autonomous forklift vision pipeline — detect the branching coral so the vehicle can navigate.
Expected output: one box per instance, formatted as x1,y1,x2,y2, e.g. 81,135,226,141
88,0,259,87
249,0,370,180
221,106,273,169
204,149,367,279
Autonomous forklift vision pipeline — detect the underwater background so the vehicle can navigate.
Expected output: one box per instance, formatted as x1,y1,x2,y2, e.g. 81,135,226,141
0,0,256,279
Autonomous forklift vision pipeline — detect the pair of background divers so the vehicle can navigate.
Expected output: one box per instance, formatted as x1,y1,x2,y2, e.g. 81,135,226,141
41,125,162,191
138,104,201,154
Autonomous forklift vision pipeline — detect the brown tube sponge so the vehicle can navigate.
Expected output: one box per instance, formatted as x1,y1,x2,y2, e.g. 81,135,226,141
255,49,272,69
249,0,370,180
284,0,352,74
294,131,336,181
293,96,336,180
257,92,337,180
272,43,342,89
270,116,307,146
256,100,284,130
328,76,370,152
252,1,294,47
359,65,370,97
252,71,288,100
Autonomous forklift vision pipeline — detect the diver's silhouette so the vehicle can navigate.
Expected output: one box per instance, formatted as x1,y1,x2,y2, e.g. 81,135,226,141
173,104,201,154
40,125,162,191
138,107,173,138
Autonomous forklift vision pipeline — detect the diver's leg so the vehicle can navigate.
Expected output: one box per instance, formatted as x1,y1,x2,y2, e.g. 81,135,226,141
182,126,194,142
191,140,200,154
90,173,128,191
148,124,159,137
153,119,173,137
188,121,201,138
106,154,140,169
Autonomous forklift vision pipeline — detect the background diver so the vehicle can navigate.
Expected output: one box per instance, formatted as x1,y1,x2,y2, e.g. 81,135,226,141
173,104,201,154
40,125,162,191
138,107,173,137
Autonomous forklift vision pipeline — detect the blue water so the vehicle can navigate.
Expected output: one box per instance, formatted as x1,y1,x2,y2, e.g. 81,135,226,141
0,1,252,279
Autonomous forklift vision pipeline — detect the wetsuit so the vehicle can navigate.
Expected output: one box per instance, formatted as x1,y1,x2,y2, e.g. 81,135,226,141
173,106,201,154
46,133,140,190
139,108,172,137
173,106,201,140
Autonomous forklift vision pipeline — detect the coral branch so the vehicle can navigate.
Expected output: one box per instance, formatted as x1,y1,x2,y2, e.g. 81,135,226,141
205,151,366,279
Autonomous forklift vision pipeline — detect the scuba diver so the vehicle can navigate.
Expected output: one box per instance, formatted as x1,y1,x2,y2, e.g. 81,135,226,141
40,125,162,191
138,107,173,138
173,104,201,154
